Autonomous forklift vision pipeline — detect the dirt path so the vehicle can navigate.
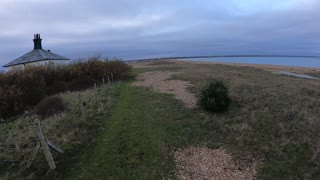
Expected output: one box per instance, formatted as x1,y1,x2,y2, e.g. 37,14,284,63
132,71,196,108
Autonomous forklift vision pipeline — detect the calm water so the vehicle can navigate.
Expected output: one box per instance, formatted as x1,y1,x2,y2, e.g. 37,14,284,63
182,57,320,68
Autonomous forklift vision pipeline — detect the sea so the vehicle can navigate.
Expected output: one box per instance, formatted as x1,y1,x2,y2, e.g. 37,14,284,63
180,57,320,68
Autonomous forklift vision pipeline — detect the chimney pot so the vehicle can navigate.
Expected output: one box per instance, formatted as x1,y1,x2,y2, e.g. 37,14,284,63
33,33,42,49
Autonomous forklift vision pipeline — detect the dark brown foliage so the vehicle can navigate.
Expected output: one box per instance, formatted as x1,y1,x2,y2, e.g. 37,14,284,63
21,88,47,106
35,95,67,118
68,76,97,91
46,81,68,95
0,57,131,120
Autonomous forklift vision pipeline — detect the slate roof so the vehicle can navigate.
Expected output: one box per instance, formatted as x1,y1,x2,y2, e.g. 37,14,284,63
3,34,70,67
3,49,69,67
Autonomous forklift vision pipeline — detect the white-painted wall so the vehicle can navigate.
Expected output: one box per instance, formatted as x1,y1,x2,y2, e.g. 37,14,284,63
6,60,69,71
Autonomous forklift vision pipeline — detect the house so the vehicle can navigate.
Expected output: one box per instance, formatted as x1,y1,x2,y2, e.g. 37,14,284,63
3,34,70,70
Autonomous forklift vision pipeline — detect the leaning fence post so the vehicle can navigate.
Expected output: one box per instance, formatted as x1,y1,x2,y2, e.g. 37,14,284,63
34,119,56,170
102,77,105,86
107,75,110,86
26,142,41,169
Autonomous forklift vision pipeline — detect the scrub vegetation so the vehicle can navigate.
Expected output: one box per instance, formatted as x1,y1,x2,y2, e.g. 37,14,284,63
0,57,131,120
1,60,320,179
0,85,119,179
199,80,231,113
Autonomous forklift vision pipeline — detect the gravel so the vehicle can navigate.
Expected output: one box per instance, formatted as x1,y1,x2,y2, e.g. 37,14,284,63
132,71,196,108
174,147,260,180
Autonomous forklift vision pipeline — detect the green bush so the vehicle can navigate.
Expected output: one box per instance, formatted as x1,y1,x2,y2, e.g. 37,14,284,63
199,80,231,113
35,95,67,118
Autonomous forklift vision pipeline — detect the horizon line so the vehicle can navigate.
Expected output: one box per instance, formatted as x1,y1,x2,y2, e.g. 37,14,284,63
125,55,320,62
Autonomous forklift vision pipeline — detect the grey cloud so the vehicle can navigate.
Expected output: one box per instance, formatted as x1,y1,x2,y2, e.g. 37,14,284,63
0,0,319,67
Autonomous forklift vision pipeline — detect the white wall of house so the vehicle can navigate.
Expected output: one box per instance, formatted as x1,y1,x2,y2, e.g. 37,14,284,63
5,60,69,71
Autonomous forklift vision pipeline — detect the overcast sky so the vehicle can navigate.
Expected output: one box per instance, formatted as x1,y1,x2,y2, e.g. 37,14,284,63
0,0,319,67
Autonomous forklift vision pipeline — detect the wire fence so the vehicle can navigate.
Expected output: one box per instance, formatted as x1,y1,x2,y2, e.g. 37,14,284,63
0,75,115,172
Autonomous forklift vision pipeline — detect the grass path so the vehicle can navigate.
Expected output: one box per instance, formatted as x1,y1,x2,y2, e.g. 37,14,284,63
61,82,208,179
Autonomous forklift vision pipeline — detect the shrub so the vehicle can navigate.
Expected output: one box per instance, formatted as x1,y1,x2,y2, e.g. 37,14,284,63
103,59,132,80
21,88,47,106
68,58,131,81
46,81,68,95
35,95,67,118
0,56,131,120
199,80,231,113
68,76,97,91
0,96,24,119
13,66,46,93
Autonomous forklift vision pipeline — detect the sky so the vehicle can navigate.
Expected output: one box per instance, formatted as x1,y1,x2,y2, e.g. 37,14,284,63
0,0,319,67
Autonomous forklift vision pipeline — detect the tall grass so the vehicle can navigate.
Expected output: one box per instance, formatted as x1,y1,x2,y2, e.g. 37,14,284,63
0,85,118,179
0,57,131,120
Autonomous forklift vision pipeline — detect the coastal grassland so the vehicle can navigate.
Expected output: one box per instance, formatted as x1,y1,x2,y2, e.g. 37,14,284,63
1,59,319,179
143,60,320,179
0,84,118,179
58,60,320,179
59,83,210,179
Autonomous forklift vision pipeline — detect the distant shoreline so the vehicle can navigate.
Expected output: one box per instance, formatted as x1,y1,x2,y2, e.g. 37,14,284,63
130,59,320,74
125,55,320,62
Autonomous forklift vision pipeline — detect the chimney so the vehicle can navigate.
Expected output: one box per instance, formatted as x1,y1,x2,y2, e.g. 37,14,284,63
33,33,42,49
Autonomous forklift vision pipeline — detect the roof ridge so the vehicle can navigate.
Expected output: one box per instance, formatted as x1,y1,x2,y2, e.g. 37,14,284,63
3,49,69,67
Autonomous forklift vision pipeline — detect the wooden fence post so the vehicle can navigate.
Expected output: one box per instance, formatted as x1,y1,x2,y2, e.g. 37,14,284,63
94,83,98,103
107,95,112,106
111,73,114,84
107,75,110,86
99,102,104,112
79,94,85,120
26,142,41,169
102,78,105,86
34,119,56,170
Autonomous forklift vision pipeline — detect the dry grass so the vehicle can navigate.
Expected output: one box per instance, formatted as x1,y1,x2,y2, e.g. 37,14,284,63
173,60,320,74
130,60,177,68
132,70,261,179
132,60,320,178
0,84,117,178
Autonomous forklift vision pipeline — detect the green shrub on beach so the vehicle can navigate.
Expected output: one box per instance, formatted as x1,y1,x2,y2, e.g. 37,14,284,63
199,80,230,113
